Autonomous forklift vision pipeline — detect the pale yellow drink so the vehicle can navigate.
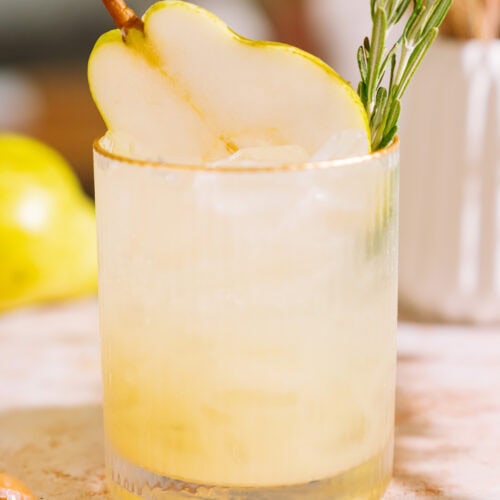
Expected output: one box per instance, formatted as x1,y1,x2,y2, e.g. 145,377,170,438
94,140,399,498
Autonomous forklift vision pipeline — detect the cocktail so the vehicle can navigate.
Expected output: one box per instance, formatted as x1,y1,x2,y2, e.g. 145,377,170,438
94,137,399,499
89,1,450,498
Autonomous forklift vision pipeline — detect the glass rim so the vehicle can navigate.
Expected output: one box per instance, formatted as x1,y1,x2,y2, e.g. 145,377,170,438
93,136,399,174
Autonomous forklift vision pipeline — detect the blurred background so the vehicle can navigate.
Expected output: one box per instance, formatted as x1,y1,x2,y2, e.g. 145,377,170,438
0,0,371,195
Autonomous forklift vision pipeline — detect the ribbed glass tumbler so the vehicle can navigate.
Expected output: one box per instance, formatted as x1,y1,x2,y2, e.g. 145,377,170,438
93,139,400,499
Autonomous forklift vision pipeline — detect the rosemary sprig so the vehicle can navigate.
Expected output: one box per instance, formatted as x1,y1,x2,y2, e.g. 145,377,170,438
358,0,452,150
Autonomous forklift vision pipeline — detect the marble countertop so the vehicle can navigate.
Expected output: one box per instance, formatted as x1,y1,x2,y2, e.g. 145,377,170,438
1,301,499,499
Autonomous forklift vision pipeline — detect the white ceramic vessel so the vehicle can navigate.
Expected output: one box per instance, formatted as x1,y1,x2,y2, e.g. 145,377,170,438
400,39,500,323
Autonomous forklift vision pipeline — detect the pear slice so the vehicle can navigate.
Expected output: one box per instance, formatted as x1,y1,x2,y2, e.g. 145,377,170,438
89,0,370,164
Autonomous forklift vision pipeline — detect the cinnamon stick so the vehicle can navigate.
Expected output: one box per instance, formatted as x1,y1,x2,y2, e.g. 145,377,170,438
101,0,144,32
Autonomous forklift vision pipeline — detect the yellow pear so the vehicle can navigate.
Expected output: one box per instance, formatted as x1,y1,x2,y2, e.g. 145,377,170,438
88,0,370,164
0,135,97,312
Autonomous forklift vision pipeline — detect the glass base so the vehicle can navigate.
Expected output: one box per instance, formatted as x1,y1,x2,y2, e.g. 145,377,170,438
106,441,392,500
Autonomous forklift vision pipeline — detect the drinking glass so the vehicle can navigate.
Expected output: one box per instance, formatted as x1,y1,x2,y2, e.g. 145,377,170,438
94,138,400,499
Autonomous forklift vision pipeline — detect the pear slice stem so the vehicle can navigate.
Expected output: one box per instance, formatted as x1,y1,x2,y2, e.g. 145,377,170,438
102,0,144,32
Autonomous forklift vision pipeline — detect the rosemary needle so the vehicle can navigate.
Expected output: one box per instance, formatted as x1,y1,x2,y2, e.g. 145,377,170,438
358,0,453,150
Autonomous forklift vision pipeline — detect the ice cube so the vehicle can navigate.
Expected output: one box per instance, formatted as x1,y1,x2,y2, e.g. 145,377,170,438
310,130,370,162
209,145,310,167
